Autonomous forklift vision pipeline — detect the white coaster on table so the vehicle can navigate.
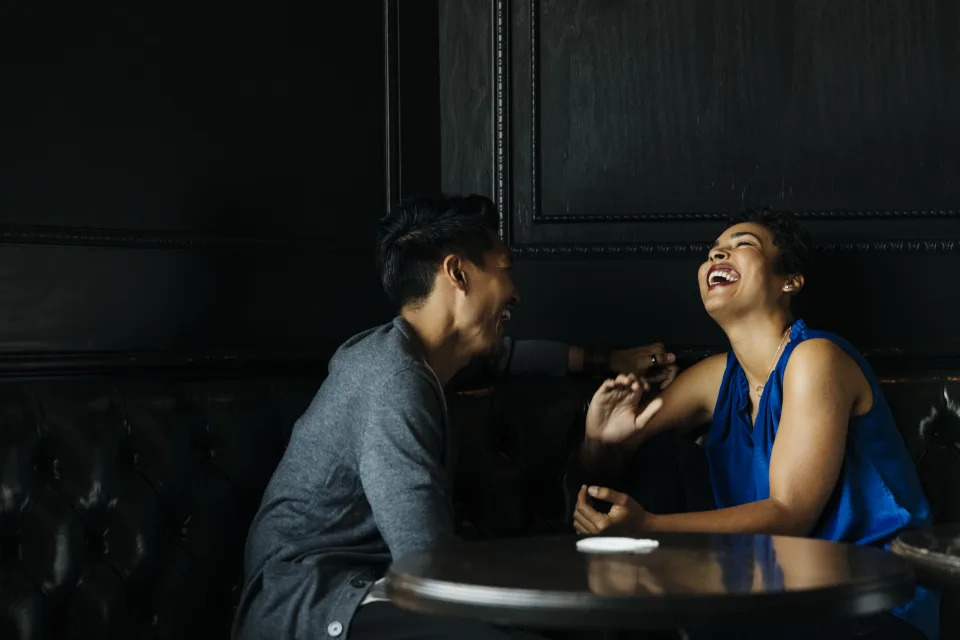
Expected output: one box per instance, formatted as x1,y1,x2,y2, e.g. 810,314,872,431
575,537,659,554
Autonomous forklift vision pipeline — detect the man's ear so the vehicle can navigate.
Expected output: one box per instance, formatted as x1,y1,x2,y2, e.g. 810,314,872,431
441,254,467,291
782,274,804,294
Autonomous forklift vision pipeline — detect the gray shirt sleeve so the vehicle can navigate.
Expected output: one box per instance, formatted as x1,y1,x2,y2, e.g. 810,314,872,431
358,366,458,560
495,336,570,377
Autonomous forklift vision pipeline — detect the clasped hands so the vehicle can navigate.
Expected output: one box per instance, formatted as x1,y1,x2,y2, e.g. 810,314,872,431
574,373,663,536
610,343,677,389
573,484,648,536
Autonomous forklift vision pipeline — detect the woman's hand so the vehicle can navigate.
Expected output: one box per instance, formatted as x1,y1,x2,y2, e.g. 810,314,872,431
573,485,648,536
585,374,663,444
610,343,678,389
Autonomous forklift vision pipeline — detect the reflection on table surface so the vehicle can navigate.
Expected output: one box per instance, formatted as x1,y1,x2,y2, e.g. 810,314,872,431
390,532,908,596
387,533,915,629
586,535,855,597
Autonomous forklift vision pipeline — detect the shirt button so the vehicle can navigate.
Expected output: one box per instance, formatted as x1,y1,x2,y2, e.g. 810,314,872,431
327,621,343,637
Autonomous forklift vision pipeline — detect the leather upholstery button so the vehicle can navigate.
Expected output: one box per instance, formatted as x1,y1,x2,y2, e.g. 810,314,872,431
351,577,368,588
327,621,343,637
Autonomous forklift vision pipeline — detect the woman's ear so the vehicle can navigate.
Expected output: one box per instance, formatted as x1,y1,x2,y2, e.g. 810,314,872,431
782,274,805,294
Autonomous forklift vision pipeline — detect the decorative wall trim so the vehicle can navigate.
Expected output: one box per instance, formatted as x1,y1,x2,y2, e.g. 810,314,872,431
0,223,362,253
0,350,333,378
674,346,960,369
510,242,712,258
384,0,400,214
531,209,960,223
527,0,540,227
0,346,954,378
510,239,960,258
514,0,960,224
494,0,511,242
816,240,960,253
792,209,960,219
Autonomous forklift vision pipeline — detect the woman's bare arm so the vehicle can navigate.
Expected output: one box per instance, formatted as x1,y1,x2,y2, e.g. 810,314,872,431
576,339,864,537
579,353,727,480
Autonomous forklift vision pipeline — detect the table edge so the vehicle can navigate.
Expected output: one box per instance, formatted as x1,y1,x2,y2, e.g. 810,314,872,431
385,566,916,629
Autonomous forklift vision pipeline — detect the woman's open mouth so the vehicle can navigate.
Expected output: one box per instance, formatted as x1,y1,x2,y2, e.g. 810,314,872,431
707,264,741,290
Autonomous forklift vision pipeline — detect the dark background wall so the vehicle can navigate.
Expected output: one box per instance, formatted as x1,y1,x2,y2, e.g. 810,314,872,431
393,0,960,363
4,0,959,366
0,1,391,360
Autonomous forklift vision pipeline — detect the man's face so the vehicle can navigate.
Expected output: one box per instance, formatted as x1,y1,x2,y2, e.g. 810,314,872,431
458,237,520,357
697,222,789,318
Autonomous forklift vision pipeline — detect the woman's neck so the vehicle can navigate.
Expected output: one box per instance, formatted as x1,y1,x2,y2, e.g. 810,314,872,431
720,310,795,385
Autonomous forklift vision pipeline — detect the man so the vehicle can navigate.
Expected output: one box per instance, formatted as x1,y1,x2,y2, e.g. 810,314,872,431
232,194,673,640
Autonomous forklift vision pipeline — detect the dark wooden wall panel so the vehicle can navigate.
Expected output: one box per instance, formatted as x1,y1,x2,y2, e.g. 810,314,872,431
0,1,392,358
408,0,960,354
537,0,960,220
506,248,960,353
439,0,495,203
0,246,383,354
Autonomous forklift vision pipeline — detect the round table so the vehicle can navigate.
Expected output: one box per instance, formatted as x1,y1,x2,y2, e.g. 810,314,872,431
890,523,960,591
386,533,916,631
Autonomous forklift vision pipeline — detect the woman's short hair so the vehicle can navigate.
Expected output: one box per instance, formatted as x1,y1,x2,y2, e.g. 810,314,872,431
727,208,813,278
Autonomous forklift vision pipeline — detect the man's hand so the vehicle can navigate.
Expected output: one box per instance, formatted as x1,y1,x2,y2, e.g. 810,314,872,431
610,344,678,389
585,374,663,444
573,486,647,536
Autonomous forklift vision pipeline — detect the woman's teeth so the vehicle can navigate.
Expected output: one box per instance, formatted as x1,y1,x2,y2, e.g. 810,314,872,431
708,269,740,285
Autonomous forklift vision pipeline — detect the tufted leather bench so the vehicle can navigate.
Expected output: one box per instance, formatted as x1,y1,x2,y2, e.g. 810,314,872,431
2,361,959,639
0,368,323,640
877,374,960,525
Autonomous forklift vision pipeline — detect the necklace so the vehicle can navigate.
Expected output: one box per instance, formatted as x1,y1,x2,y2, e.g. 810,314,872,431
756,325,792,398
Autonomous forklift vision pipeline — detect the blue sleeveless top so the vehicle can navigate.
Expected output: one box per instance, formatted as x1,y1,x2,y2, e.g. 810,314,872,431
705,319,937,638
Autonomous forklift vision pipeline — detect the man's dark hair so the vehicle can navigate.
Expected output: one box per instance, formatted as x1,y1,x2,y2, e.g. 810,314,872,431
727,208,813,278
376,194,500,308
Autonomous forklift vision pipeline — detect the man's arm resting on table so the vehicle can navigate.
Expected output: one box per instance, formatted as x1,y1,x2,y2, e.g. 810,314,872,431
358,367,457,560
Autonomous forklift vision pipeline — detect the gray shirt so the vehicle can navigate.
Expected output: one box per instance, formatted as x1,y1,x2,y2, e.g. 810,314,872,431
232,317,567,640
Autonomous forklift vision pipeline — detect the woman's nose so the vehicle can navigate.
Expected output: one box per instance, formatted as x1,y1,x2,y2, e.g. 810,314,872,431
710,247,728,261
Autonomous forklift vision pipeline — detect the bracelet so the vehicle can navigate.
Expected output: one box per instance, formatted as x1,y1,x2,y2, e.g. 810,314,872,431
583,346,611,375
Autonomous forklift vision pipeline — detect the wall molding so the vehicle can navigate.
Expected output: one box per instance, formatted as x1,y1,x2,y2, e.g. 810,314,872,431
0,345,955,378
511,239,960,258
0,223,363,253
507,0,960,225
494,0,511,242
530,209,960,223
0,350,334,378
384,0,400,214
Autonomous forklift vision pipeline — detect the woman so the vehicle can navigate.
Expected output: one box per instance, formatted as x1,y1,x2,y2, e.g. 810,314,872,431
574,209,936,639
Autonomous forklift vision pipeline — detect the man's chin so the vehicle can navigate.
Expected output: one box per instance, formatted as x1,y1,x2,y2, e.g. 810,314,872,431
482,327,505,358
